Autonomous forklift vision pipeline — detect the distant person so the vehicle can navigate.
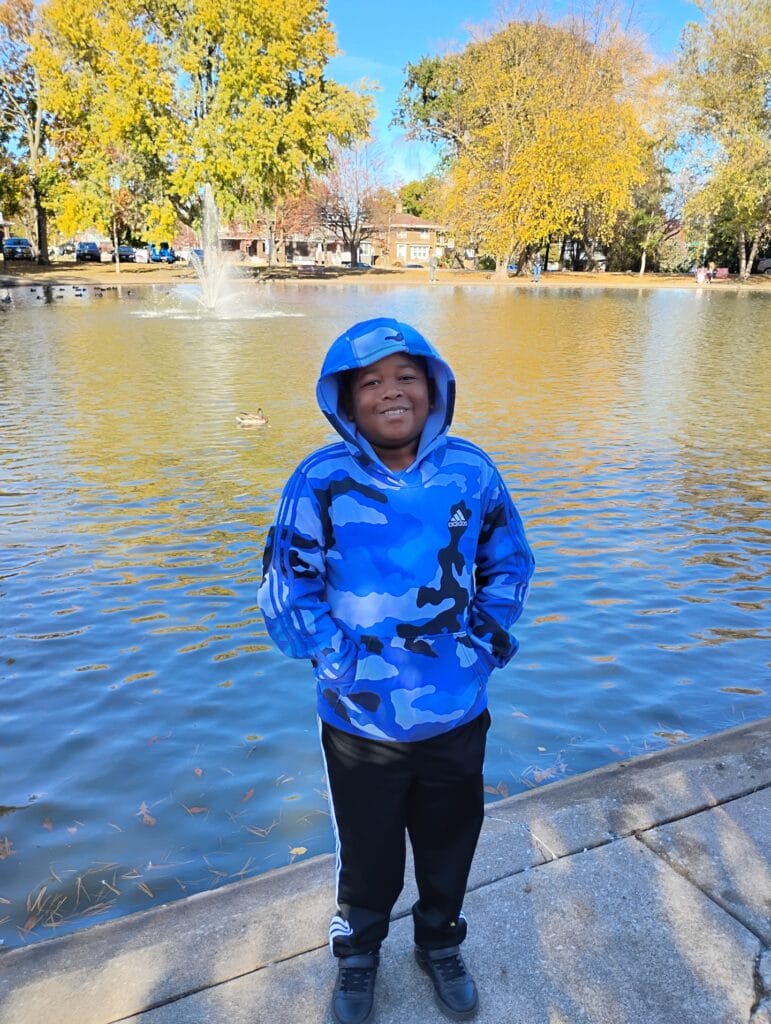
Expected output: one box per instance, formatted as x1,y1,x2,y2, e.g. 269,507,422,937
531,254,542,283
708,260,716,281
429,254,438,282
695,266,709,285
259,318,534,1024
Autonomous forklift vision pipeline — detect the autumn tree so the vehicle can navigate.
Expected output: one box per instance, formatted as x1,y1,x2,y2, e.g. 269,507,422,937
315,143,392,265
398,175,444,220
394,15,654,274
37,0,373,237
676,0,771,276
0,0,57,262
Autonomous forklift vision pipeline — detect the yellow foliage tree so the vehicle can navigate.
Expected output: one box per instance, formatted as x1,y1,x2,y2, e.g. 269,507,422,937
34,0,373,237
677,0,771,276
396,16,654,273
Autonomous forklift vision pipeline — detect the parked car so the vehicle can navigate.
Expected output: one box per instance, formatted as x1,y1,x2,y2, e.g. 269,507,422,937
147,242,176,263
112,245,135,263
75,241,101,262
3,236,34,261
756,257,771,274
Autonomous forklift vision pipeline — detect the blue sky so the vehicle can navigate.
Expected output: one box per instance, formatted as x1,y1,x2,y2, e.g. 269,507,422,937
326,0,700,182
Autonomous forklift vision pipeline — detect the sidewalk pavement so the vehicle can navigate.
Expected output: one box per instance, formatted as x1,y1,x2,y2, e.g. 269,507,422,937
2,717,770,1024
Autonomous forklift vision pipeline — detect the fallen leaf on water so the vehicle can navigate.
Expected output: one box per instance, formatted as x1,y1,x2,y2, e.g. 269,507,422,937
241,788,255,803
609,745,625,757
186,806,208,815
194,767,203,777
533,765,559,784
136,802,157,827
67,826,77,834
42,818,54,831
496,781,509,797
511,711,529,719
483,785,499,796
289,847,307,857
137,882,154,898
20,914,40,934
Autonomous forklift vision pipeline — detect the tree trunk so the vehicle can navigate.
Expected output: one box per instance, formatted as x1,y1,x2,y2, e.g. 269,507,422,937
34,192,50,266
745,233,760,280
639,228,652,276
738,229,747,279
559,235,568,269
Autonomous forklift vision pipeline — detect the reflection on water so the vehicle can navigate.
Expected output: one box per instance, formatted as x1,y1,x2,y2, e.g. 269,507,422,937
1,282,769,948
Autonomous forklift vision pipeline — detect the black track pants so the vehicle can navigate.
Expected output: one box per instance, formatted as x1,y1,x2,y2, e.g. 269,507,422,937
320,709,490,957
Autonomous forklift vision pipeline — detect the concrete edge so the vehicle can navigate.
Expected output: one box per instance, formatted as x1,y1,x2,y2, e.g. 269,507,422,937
1,716,769,1022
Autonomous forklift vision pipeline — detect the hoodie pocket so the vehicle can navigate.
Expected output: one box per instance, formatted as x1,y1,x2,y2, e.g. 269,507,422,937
352,631,491,693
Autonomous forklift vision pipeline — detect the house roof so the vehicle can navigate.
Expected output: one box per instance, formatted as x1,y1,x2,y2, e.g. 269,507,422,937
389,213,445,230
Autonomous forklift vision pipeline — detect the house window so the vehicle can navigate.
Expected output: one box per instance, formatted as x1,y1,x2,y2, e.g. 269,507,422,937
410,245,430,260
396,243,407,260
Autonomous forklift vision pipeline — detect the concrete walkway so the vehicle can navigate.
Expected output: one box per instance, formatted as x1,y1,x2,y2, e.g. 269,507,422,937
2,717,770,1024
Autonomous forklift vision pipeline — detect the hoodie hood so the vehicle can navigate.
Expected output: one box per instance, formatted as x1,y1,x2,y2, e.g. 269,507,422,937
316,317,456,470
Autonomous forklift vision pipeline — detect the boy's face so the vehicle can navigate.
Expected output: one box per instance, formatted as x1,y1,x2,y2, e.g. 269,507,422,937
345,353,432,470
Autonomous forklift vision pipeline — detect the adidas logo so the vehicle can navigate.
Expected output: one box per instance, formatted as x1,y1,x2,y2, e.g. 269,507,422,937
448,508,469,528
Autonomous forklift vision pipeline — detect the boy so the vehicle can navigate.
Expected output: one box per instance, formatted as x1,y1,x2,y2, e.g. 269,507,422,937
258,318,534,1023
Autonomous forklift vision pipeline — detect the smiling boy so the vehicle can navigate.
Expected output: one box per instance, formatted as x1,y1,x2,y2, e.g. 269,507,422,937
258,318,534,1023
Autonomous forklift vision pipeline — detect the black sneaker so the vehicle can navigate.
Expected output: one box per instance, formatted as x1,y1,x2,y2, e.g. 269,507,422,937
331,952,379,1024
415,945,478,1019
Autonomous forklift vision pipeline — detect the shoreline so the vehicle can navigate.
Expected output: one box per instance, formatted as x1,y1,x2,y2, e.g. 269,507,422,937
3,260,770,292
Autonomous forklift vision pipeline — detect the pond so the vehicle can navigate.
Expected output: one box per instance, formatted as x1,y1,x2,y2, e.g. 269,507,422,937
1,279,769,950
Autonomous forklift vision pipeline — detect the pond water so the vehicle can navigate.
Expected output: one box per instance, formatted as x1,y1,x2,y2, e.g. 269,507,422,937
1,279,769,950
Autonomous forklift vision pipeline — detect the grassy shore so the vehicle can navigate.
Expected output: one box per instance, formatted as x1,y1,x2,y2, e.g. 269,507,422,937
2,257,770,292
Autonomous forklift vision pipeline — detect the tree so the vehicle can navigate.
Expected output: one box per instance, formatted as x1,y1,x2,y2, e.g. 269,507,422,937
315,143,391,265
676,0,771,277
36,0,374,235
398,175,443,220
395,15,654,275
0,0,57,262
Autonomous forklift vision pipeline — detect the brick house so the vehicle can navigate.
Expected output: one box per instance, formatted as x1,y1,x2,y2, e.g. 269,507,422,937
379,213,450,267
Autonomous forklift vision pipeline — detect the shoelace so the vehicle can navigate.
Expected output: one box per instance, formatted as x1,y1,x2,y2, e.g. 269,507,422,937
339,965,377,993
432,953,467,982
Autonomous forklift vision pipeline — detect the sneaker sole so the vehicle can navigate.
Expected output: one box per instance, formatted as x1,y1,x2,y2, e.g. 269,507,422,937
415,952,479,1020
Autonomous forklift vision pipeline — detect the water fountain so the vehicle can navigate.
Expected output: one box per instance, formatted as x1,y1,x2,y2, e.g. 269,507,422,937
191,182,231,312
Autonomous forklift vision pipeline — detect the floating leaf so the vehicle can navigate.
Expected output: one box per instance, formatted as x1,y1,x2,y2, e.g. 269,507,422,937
609,745,625,756
511,711,528,719
194,767,203,777
289,846,307,857
186,806,208,815
146,734,171,745
245,734,263,742
137,802,157,826
42,817,54,831
241,787,255,803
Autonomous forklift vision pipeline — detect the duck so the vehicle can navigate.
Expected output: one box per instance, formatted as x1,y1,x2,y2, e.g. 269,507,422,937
236,408,269,427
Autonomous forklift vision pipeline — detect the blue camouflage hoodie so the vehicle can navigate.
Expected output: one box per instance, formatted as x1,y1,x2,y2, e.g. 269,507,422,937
258,318,534,742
